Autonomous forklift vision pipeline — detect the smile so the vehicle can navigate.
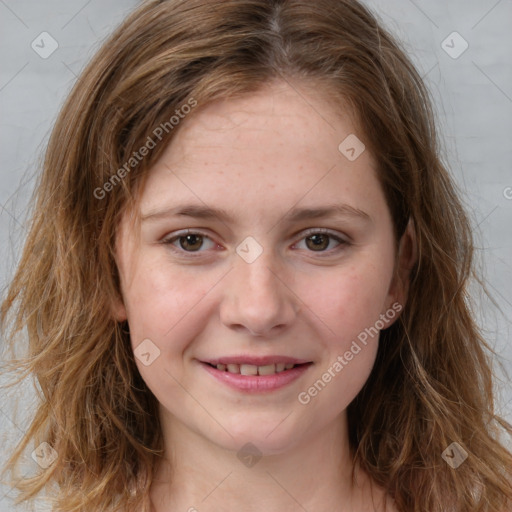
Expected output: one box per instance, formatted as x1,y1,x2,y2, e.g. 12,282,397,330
206,362,298,375
200,361,313,392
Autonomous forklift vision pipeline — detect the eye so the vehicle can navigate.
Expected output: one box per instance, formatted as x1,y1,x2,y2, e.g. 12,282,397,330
161,228,349,258
161,230,217,255
293,228,348,254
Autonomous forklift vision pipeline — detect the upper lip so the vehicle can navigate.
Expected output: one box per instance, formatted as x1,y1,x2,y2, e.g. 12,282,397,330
201,356,312,366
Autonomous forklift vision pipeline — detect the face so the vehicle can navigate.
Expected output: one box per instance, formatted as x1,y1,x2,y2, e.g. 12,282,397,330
114,79,413,455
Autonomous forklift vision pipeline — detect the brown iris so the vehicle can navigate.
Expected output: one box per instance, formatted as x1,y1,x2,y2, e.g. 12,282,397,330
179,234,204,251
305,233,330,251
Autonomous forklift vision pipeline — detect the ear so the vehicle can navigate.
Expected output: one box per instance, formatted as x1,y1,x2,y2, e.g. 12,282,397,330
384,217,418,316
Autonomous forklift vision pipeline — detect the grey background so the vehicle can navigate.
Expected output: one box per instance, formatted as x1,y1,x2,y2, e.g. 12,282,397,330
1,0,511,510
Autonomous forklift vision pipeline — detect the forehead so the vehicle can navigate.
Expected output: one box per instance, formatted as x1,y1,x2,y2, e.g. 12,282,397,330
136,80,384,226
171,80,360,163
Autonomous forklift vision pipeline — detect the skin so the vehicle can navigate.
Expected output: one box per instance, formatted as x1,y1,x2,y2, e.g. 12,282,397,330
113,79,416,511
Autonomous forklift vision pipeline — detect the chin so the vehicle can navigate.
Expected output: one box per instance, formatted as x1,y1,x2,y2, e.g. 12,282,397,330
211,419,303,456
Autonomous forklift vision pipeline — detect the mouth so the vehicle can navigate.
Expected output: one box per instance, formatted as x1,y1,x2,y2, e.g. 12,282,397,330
199,358,314,392
203,361,311,376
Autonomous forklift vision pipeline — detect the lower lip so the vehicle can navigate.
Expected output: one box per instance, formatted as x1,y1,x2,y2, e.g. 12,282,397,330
201,362,312,392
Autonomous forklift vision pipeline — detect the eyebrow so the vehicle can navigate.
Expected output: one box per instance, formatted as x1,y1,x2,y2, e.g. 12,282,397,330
141,203,372,224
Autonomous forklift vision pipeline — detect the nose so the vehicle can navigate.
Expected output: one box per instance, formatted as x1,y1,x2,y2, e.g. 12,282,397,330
219,249,301,337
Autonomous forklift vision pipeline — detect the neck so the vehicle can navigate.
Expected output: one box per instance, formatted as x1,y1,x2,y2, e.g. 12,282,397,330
149,411,387,512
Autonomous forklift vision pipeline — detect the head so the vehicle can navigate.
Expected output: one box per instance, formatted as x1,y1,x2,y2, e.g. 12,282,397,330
112,76,417,456
2,1,511,511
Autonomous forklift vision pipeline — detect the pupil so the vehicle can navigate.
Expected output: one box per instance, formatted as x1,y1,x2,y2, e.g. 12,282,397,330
307,234,328,251
181,234,202,251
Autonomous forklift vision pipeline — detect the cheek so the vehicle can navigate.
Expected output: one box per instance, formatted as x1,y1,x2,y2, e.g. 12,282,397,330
123,261,220,397
122,255,217,355
295,264,385,412
299,258,392,342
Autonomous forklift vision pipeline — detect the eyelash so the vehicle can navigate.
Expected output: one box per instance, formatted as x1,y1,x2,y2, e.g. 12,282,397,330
160,228,349,258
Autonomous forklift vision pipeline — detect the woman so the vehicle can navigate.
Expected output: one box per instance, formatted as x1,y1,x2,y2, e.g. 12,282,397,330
2,1,511,510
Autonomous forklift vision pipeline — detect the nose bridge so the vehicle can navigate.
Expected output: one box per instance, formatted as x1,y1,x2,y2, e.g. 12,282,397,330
240,248,280,301
220,244,299,336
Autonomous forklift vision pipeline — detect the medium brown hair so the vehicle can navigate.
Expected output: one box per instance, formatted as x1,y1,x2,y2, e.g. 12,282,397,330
1,0,511,510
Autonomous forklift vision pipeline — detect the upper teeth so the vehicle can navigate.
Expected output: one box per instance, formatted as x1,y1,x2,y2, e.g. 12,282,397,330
215,363,295,375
